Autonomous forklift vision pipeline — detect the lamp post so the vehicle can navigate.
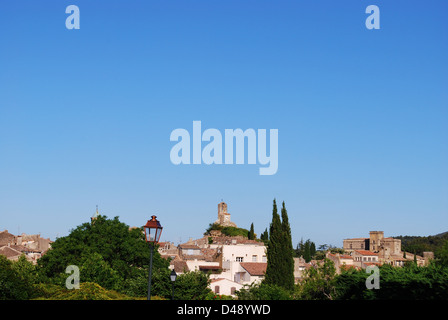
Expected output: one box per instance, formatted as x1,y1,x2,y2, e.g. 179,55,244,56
170,269,177,300
143,215,163,301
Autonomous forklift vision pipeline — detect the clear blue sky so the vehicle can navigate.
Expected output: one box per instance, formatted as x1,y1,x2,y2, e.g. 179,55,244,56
1,0,447,248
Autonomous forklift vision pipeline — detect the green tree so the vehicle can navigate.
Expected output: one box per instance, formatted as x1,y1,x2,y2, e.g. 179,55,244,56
38,215,170,295
260,228,269,245
11,254,40,286
437,240,448,267
303,240,311,262
310,242,316,258
0,255,36,300
265,199,282,287
295,238,304,257
248,223,255,240
280,201,295,291
335,263,448,300
296,238,317,262
297,258,337,300
79,252,123,291
173,271,212,300
236,282,292,300
264,199,295,292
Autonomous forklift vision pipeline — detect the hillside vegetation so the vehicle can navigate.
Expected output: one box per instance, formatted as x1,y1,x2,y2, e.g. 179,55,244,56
394,231,448,257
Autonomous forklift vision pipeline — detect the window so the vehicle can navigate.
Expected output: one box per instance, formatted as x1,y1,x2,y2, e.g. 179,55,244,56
236,257,244,262
215,286,220,294
252,255,257,262
262,255,267,262
231,287,236,295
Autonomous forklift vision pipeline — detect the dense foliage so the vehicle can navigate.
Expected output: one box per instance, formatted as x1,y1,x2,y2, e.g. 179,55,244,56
295,239,317,262
38,215,169,296
236,282,292,300
205,223,251,238
394,232,448,257
0,255,37,300
0,215,213,300
335,262,448,300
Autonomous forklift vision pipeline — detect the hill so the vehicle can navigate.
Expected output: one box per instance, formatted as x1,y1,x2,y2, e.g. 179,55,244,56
393,231,448,257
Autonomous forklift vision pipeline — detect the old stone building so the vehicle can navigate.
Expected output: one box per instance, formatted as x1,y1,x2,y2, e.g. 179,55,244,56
343,231,401,255
0,230,52,264
214,201,237,228
342,231,432,269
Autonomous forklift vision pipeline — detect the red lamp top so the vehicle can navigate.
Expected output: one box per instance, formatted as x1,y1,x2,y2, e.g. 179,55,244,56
143,215,163,244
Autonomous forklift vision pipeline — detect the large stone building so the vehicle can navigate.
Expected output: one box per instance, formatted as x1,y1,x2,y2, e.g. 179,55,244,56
340,231,432,270
343,231,401,255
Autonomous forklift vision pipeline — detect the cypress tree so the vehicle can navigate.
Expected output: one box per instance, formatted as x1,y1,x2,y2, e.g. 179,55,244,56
260,228,269,245
265,199,295,291
265,199,282,287
281,201,295,291
296,238,304,257
310,241,316,258
248,223,255,240
304,239,311,262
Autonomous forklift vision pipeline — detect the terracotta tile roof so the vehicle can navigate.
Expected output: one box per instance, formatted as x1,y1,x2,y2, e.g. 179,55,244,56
0,246,22,258
179,244,201,249
328,253,353,259
354,250,378,256
0,231,15,245
171,259,189,273
199,265,221,270
9,245,41,253
182,255,206,260
240,262,267,276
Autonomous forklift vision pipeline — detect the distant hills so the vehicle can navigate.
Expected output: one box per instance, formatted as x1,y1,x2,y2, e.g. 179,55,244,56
393,231,448,257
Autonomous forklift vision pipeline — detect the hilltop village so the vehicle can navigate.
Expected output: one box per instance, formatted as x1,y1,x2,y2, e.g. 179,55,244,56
0,201,435,297
158,202,434,296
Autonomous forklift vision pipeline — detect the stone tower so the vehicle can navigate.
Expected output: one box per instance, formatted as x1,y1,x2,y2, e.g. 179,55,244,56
215,201,237,227
369,231,384,252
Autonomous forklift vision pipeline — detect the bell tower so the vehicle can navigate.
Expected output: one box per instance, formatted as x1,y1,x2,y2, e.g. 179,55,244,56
215,201,237,227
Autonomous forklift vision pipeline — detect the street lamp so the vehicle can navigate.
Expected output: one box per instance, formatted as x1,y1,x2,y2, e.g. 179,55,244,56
170,269,177,300
143,215,163,300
